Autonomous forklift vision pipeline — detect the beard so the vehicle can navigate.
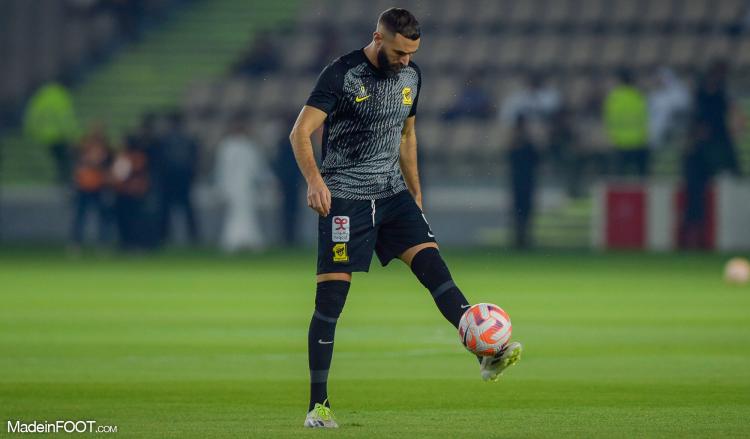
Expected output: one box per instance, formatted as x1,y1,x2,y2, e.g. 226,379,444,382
377,48,402,77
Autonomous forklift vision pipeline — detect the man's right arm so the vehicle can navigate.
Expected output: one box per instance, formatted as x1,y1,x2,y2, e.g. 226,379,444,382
289,105,330,217
291,61,343,217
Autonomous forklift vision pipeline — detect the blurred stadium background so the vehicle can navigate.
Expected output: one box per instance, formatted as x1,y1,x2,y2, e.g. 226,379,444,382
1,0,749,251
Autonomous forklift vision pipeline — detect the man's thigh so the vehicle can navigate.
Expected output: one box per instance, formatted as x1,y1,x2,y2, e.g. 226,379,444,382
374,191,437,267
317,197,377,275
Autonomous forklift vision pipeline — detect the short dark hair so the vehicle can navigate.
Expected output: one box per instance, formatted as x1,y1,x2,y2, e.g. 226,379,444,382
378,8,420,40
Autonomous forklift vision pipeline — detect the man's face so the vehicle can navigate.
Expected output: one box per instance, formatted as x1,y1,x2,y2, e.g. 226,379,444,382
376,31,420,77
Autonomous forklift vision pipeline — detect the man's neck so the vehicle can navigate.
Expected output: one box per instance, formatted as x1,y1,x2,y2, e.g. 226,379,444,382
363,42,379,68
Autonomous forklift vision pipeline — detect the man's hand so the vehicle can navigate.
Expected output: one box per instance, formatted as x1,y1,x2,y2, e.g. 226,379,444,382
307,176,331,217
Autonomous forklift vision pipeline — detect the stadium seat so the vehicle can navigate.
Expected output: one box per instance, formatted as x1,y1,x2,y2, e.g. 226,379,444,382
564,34,597,70
597,35,632,69
666,34,700,68
508,0,541,28
700,34,733,65
713,0,746,27
415,119,445,155
528,34,565,71
492,74,522,102
492,35,531,70
566,75,592,109
428,77,461,112
339,1,370,25
676,0,710,27
295,0,331,29
464,35,494,68
576,115,610,153
544,0,575,27
252,78,287,114
486,120,512,150
184,81,220,114
290,77,317,112
449,120,488,157
431,36,464,70
221,79,253,114
632,34,666,70
282,35,320,72
575,0,606,27
609,0,642,27
642,0,675,28
735,37,750,69
475,0,507,28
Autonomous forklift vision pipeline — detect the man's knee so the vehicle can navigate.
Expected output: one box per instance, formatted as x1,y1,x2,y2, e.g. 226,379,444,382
317,272,352,283
314,278,351,322
399,242,439,267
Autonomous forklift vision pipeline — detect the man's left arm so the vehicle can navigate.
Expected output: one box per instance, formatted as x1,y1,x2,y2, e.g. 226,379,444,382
399,115,422,210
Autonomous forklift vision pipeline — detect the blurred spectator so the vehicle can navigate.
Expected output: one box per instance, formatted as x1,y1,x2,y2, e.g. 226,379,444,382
604,69,649,177
159,112,200,245
692,60,742,176
508,115,539,250
69,122,112,251
581,75,608,117
23,82,80,184
134,113,166,248
274,113,304,247
232,32,281,77
499,73,561,126
111,136,150,250
443,74,494,120
214,116,275,253
135,113,164,182
648,67,690,150
680,121,713,249
547,106,581,197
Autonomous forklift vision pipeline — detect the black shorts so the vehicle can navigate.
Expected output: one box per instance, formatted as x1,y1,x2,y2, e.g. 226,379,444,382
317,190,437,274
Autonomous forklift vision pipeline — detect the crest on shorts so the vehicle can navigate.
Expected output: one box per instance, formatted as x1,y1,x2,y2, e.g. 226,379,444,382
332,216,350,242
332,243,349,262
402,87,413,105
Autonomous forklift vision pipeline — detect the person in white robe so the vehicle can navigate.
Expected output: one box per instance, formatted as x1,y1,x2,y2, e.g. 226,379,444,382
215,118,275,252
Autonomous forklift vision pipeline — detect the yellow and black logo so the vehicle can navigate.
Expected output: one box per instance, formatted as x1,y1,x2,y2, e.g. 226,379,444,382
402,87,413,105
333,243,349,262
355,85,370,103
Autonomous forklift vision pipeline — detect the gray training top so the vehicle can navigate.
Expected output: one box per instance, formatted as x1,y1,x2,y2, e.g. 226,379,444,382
305,48,421,200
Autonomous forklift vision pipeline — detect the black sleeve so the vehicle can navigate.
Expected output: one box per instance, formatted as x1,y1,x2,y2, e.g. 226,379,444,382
409,63,421,117
305,61,345,114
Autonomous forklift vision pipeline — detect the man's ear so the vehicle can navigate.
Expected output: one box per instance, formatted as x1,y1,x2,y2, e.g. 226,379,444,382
373,31,384,44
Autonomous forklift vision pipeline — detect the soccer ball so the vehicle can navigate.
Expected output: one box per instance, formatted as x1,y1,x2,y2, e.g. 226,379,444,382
458,303,512,356
724,257,750,284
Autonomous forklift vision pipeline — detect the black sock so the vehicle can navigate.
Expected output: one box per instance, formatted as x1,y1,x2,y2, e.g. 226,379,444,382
409,247,470,328
308,280,350,411
410,248,483,363
308,315,334,410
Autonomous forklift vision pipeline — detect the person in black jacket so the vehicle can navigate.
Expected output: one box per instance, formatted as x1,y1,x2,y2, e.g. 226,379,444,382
159,111,200,244
508,115,540,249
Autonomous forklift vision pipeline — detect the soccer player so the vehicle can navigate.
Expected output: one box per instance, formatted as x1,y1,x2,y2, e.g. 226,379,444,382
289,8,522,428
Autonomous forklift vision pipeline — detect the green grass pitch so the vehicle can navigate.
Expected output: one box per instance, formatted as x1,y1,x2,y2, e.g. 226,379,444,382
1,249,749,438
